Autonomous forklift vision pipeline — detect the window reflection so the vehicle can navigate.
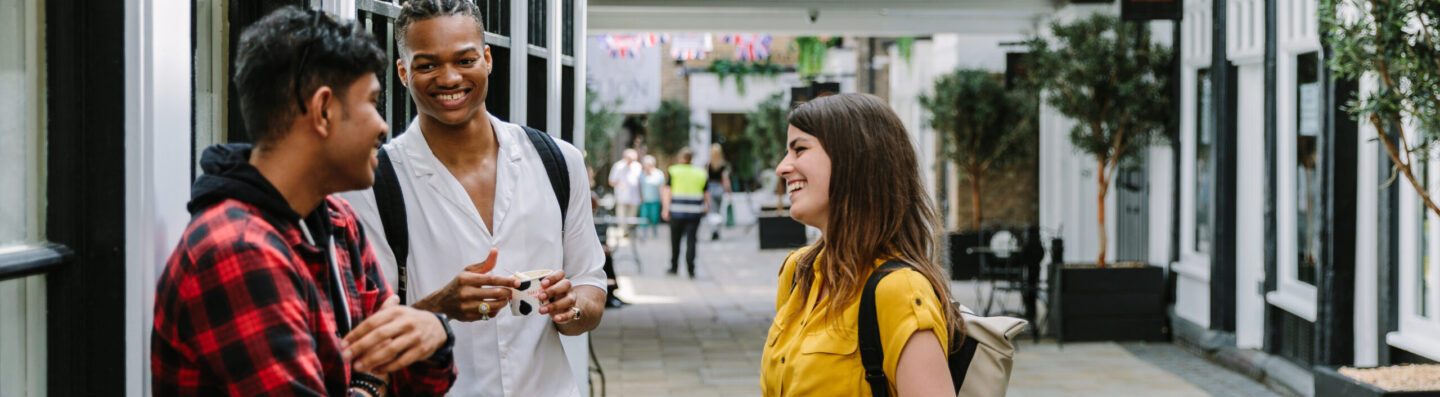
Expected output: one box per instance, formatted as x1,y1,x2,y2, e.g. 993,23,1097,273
1195,68,1212,254
1295,51,1322,285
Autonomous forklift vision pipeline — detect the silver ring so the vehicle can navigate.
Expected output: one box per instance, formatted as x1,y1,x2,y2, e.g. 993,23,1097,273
479,302,491,321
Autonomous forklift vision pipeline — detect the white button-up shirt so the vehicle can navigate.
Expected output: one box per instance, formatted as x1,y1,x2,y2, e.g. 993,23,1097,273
340,114,606,397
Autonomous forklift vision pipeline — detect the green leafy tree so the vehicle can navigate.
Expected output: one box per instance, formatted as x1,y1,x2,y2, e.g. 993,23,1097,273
1026,14,1172,267
584,88,624,190
1325,0,1440,216
647,100,695,157
584,87,623,175
744,92,790,212
920,70,1037,232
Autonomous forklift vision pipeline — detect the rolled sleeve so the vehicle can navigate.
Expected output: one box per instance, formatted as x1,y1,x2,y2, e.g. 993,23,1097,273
874,269,950,383
558,142,607,290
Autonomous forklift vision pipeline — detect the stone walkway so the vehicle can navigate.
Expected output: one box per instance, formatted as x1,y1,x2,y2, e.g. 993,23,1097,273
589,224,1282,397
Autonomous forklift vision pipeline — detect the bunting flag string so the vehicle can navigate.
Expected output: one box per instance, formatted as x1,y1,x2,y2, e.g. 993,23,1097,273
723,34,772,61
668,33,713,61
603,33,663,58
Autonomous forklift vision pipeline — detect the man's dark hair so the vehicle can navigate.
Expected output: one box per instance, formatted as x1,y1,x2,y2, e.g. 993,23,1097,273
233,6,387,143
396,0,487,56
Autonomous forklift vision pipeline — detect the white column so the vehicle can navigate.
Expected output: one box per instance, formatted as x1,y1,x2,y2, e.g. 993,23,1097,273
573,0,587,149
509,0,528,124
546,0,562,135
125,0,195,395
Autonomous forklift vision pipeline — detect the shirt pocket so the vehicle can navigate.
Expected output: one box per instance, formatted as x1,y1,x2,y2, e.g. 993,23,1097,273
800,332,857,355
792,331,863,394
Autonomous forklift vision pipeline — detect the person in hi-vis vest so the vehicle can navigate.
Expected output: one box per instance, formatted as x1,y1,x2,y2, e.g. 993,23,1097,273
662,147,709,278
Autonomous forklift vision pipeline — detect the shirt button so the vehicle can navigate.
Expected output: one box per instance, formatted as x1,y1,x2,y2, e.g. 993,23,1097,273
780,357,786,364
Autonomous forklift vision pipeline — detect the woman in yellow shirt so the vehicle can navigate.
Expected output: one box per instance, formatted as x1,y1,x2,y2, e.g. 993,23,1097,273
762,93,963,396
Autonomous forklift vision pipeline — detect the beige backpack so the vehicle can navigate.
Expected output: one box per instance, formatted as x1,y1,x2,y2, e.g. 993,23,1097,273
859,261,1029,397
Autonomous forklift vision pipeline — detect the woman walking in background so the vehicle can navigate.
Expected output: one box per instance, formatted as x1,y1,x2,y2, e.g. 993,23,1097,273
639,155,666,238
706,143,732,240
762,94,963,396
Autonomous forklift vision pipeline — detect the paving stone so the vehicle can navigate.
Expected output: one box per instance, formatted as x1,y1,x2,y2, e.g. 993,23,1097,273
589,226,1283,397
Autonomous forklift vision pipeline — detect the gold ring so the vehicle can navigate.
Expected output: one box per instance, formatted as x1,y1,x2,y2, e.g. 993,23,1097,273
479,302,491,320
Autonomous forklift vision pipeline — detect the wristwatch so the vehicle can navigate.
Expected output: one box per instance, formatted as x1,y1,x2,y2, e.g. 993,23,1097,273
426,312,455,365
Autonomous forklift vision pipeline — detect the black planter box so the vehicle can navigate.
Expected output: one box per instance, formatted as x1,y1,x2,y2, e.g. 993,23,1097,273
758,216,808,249
1053,265,1167,342
1315,366,1440,397
947,231,990,280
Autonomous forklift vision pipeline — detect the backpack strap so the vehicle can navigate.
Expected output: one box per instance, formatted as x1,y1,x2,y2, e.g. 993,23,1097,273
373,148,411,304
374,127,569,305
948,328,980,393
859,261,912,397
522,125,570,231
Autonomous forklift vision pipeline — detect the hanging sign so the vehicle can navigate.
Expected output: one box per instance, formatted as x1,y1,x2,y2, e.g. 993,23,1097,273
1122,0,1182,21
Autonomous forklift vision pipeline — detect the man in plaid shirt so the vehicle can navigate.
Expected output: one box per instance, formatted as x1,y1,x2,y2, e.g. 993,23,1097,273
152,7,456,396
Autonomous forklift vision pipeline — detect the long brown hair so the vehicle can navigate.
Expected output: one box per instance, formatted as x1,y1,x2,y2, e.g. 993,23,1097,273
787,93,965,342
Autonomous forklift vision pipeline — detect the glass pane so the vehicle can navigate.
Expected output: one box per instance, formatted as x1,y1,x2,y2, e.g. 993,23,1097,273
0,0,37,247
1424,155,1434,318
1295,51,1322,286
1195,68,1213,254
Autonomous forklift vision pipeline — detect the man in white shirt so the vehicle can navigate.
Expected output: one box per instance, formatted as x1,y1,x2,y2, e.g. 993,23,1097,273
339,1,606,395
608,148,642,229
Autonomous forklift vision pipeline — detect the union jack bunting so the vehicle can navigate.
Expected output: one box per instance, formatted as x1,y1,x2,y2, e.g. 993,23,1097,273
724,34,772,61
604,33,663,58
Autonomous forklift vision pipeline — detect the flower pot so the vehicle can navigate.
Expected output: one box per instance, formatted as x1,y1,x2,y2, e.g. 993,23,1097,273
1052,263,1167,342
946,231,991,280
758,215,807,249
1314,365,1440,397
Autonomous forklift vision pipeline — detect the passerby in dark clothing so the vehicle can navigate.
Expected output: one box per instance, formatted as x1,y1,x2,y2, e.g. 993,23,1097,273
662,148,709,278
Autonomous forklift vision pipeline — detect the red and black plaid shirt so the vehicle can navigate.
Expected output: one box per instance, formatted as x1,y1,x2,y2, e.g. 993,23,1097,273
153,196,455,396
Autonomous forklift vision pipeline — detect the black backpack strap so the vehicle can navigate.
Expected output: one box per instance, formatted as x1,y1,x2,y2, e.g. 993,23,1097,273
522,126,569,231
859,261,912,397
373,148,411,304
949,330,980,392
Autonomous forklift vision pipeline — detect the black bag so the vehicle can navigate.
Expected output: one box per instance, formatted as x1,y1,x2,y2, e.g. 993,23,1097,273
373,126,570,304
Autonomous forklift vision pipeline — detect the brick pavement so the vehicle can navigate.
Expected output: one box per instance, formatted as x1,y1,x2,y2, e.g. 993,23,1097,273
589,224,1283,397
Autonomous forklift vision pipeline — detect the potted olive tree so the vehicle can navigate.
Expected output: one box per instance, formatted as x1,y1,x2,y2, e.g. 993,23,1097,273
745,92,807,249
1026,14,1172,341
1313,0,1440,393
920,69,1036,280
646,100,695,159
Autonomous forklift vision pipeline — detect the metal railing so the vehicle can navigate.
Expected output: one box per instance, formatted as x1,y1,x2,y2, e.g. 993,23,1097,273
0,243,73,281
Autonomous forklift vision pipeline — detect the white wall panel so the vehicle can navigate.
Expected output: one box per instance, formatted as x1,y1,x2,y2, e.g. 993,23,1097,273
125,0,195,395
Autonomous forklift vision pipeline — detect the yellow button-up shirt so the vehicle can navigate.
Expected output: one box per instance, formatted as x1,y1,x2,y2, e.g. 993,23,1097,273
761,248,950,396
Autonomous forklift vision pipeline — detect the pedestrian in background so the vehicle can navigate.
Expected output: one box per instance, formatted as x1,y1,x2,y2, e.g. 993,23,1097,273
609,148,643,236
662,147,709,278
706,143,732,240
639,154,666,238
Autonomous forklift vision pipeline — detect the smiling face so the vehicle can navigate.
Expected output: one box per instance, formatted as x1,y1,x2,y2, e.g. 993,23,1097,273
777,125,833,232
397,15,491,127
321,74,388,192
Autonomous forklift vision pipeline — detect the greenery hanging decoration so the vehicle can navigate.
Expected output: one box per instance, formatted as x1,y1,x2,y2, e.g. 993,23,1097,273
895,37,915,65
795,36,838,81
708,60,783,95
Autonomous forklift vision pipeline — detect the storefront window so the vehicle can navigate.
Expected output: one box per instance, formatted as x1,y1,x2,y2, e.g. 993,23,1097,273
0,0,39,247
1294,51,1322,286
1420,155,1433,318
1195,68,1213,254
